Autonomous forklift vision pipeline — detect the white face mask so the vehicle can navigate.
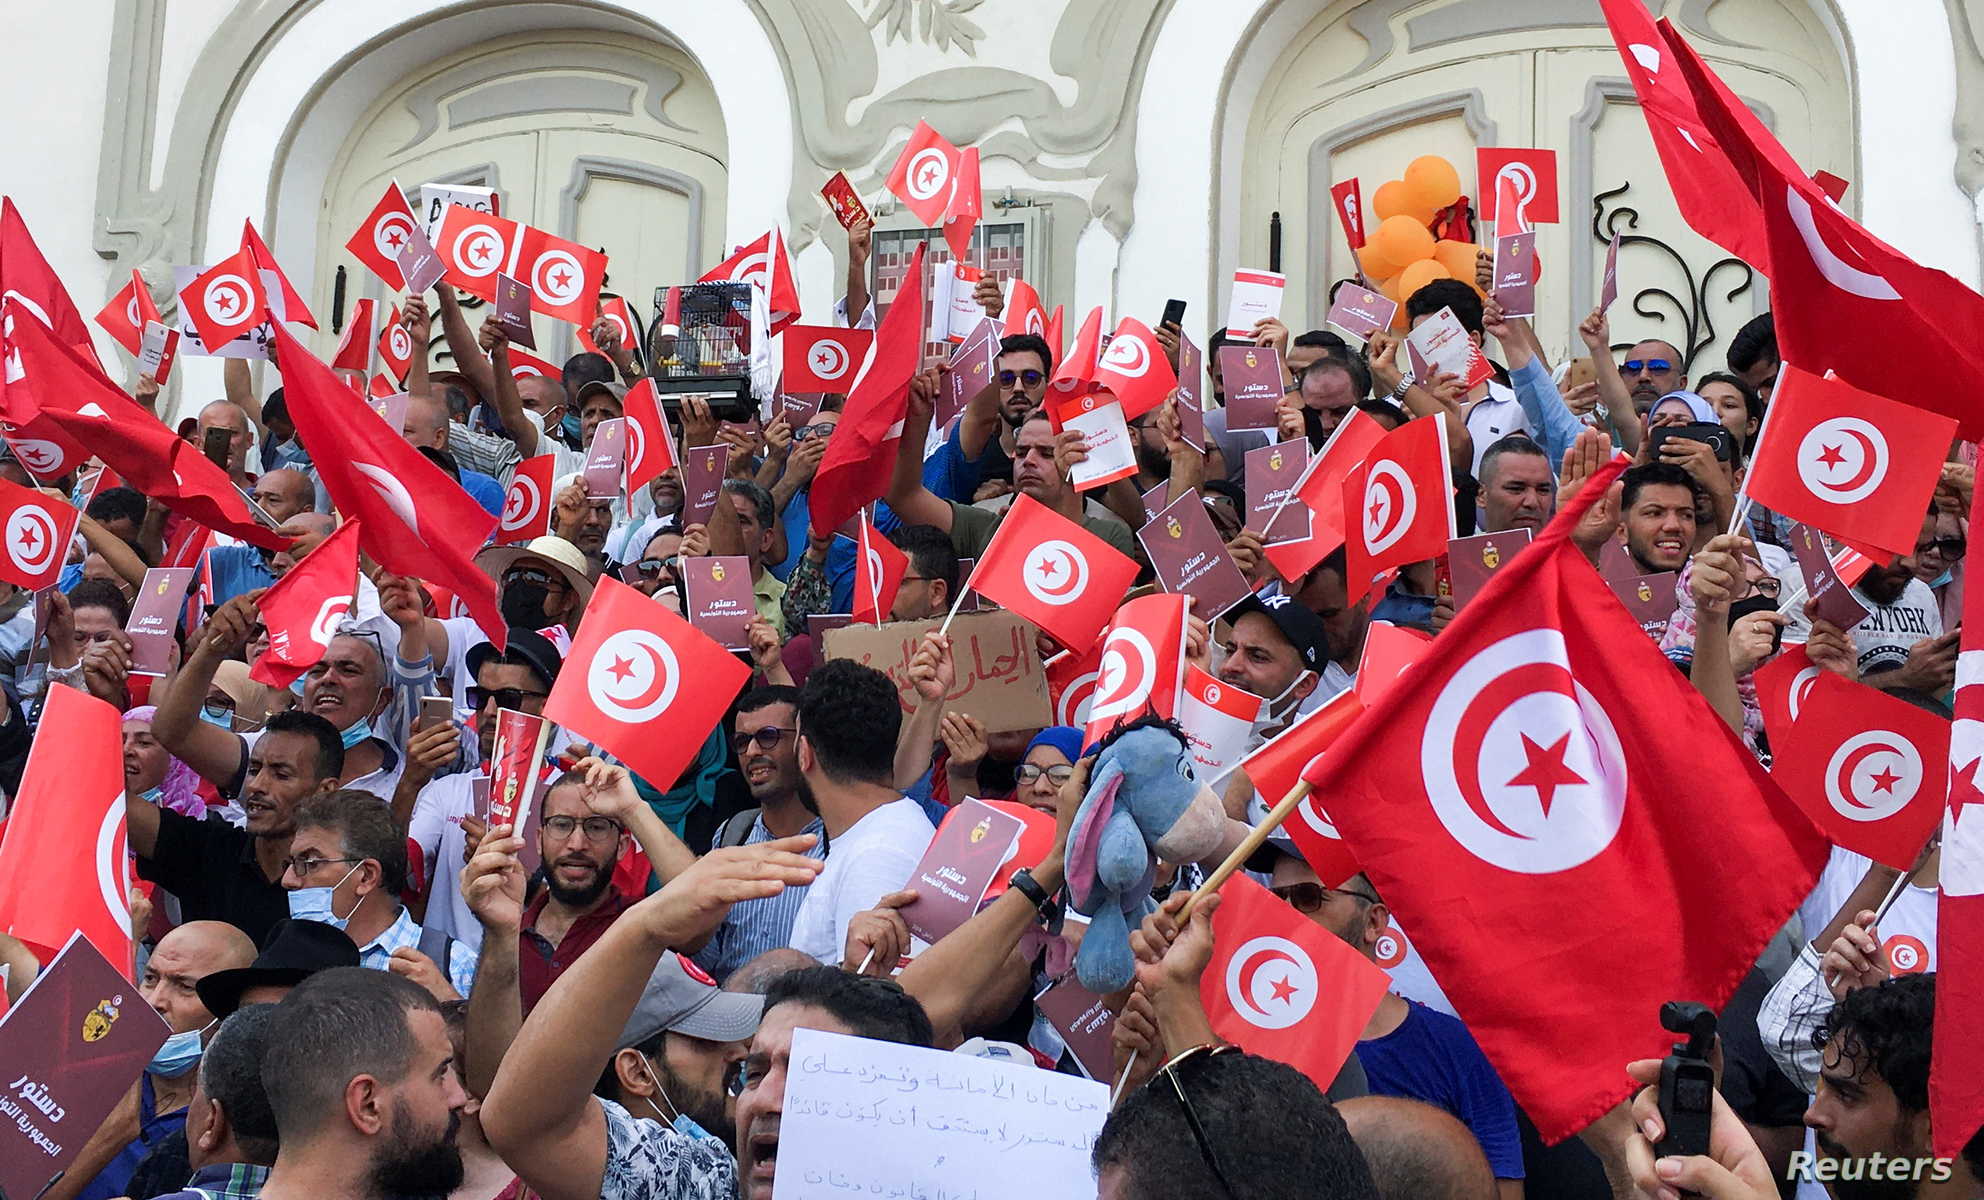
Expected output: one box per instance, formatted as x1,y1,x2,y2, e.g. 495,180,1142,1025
1253,668,1316,732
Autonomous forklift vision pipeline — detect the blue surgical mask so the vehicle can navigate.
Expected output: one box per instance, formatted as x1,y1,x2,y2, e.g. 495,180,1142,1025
637,1057,721,1144
560,413,582,442
1929,569,1954,590
148,1026,206,1078
139,785,163,804
287,862,362,930
339,717,373,750
198,706,233,729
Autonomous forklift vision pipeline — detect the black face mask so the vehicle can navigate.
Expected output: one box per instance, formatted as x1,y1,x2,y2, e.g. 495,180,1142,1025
500,582,552,629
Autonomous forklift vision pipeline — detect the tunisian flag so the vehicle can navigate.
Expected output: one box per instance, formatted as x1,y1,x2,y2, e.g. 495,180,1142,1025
783,325,872,393
942,146,983,262
886,121,965,227
344,179,420,290
810,242,926,539
966,493,1139,650
1093,317,1177,421
621,380,678,494
498,454,555,546
6,307,287,551
1743,365,1953,558
242,220,316,330
1933,489,1984,1158
272,323,504,646
1263,408,1390,581
700,229,801,333
251,519,362,687
1231,685,1365,888
1664,24,1984,438
0,686,132,965
852,514,907,625
1771,671,1947,870
332,298,377,374
0,478,79,590
434,205,606,325
1201,875,1390,1092
377,304,415,382
545,577,750,790
1082,594,1189,746
95,269,162,357
1003,279,1048,342
1341,413,1453,602
1299,454,1829,1142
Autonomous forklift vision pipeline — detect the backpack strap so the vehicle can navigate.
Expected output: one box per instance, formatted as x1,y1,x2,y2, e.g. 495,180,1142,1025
715,807,762,849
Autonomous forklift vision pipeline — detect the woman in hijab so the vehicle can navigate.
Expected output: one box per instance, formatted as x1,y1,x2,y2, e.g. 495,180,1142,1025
123,705,207,819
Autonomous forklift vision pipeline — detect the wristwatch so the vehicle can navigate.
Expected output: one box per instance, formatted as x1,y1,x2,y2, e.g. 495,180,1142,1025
1389,376,1413,402
1008,868,1060,924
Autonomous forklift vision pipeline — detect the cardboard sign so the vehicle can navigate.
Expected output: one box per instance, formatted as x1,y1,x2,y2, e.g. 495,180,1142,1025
419,183,497,237
824,610,1051,734
485,708,548,838
1224,268,1286,340
1245,440,1312,546
1600,232,1621,312
137,321,180,383
583,417,627,500
396,220,447,295
1324,286,1398,344
820,170,871,230
1063,400,1138,491
897,798,1026,946
941,318,998,429
494,272,536,349
1140,490,1252,620
125,567,196,677
1217,344,1283,433
1035,977,1119,1081
1402,306,1493,390
1492,232,1539,318
1445,530,1530,609
681,555,757,650
951,561,983,613
679,444,726,528
779,1028,1109,1200
0,934,173,1200
1788,522,1870,630
1614,571,1680,639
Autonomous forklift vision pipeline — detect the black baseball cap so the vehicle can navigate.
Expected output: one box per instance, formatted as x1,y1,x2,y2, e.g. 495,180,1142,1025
1227,591,1328,672
466,628,564,691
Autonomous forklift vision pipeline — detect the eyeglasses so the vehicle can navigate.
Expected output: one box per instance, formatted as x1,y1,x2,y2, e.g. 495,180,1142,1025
1622,359,1674,374
1917,536,1966,558
505,567,566,592
726,1055,760,1097
1015,763,1075,786
997,369,1045,388
732,726,796,754
468,685,548,711
541,815,622,842
794,424,836,441
1158,1044,1241,1198
282,855,361,877
1267,881,1380,913
202,699,236,718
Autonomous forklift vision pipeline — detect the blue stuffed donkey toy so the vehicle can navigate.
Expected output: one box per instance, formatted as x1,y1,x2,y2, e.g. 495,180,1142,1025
1064,718,1228,992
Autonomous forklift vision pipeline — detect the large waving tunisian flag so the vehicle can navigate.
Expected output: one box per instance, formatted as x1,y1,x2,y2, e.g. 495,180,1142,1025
1298,454,1829,1142
272,323,504,647
810,241,926,539
1933,488,1984,1158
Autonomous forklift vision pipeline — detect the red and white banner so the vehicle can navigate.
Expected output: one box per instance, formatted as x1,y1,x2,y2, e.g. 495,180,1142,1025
0,476,78,590
1934,487,1984,1157
1082,593,1188,747
251,519,361,688
1046,307,1102,405
782,325,873,393
1046,643,1104,730
577,295,642,360
943,146,983,262
966,492,1140,651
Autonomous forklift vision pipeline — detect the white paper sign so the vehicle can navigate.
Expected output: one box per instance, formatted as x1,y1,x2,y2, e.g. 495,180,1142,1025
774,1027,1109,1200
137,321,180,383
1223,268,1286,340
419,184,497,237
1062,399,1138,491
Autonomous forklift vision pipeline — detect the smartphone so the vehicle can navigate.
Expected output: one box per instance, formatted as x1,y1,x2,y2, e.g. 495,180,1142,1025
202,426,232,469
1160,299,1188,330
1726,593,1785,656
1648,421,1733,463
1567,357,1596,390
419,695,453,730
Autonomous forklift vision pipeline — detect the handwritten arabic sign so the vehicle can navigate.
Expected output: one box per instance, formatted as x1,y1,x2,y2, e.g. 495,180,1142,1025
823,611,1051,734
774,1027,1109,1200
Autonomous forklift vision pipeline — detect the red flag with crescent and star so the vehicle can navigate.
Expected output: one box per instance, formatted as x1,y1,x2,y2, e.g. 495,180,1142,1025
183,244,270,352
544,576,750,791
621,380,678,495
1199,874,1390,1092
1093,316,1177,421
95,268,161,357
377,304,415,382
886,120,965,228
1003,279,1049,342
1932,488,1984,1158
1299,453,1829,1142
1080,593,1188,747
1234,685,1365,888
344,179,420,290
251,518,362,688
434,205,606,326
809,242,926,539
1770,671,1948,869
1341,412,1454,603
852,513,907,626
1661,21,1984,438
1741,365,1953,559
0,475,79,590
1046,642,1104,730
782,325,873,394
497,454,555,547
1261,406,1389,582
271,322,503,646
699,229,801,333
242,219,317,329
965,492,1139,651
1753,642,1823,754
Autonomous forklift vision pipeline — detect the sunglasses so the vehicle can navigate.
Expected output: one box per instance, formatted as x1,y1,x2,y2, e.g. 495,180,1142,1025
997,369,1045,388
731,726,796,754
1268,881,1380,913
468,685,548,711
1622,359,1674,374
631,555,682,579
1159,1044,1241,1198
505,567,567,592
1918,536,1966,558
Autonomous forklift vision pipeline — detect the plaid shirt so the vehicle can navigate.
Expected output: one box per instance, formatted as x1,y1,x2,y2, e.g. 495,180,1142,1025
359,905,480,996
154,1161,271,1200
446,420,523,484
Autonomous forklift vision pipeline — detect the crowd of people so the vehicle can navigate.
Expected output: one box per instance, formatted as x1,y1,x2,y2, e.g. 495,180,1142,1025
0,130,1978,1200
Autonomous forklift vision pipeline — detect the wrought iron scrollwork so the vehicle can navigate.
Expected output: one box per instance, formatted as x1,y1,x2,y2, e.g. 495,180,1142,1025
1590,182,1754,375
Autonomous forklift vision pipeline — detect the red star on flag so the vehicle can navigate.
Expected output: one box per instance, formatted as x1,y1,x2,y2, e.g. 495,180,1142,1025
1506,731,1585,817
1269,975,1300,1005
608,655,634,683
1870,764,1903,793
1816,443,1847,471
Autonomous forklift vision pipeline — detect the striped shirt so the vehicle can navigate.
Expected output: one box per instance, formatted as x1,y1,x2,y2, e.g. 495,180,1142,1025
690,813,825,982
360,905,480,997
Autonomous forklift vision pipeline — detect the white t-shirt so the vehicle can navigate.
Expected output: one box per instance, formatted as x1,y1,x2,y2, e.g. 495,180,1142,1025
1796,845,1938,975
787,797,935,963
407,772,483,951
1849,577,1942,677
1462,381,1532,477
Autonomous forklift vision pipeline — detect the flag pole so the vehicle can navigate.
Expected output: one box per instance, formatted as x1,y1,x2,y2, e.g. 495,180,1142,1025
935,577,971,637
1725,362,1789,538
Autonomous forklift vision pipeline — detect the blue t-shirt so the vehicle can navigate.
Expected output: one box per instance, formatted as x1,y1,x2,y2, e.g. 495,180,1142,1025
773,489,901,615
204,544,275,606
1355,999,1526,1179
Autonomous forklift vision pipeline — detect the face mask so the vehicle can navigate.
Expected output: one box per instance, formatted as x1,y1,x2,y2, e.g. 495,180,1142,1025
198,707,234,729
1251,669,1315,735
636,1055,721,1145
288,862,362,930
560,413,583,442
139,785,163,803
1929,569,1954,590
501,583,553,630
149,1025,207,1078
339,717,373,750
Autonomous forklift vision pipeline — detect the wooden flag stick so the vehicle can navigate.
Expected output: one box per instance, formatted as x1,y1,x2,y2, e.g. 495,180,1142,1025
935,580,972,638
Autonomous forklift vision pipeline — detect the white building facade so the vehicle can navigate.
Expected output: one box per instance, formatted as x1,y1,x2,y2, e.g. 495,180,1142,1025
6,0,1983,416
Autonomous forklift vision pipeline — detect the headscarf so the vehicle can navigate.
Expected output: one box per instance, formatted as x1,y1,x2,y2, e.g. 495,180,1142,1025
631,724,734,836
122,705,206,819
1024,726,1084,766
1648,390,1716,425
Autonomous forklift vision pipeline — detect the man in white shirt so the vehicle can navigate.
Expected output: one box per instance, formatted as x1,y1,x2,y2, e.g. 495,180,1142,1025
1850,535,1953,692
784,659,935,963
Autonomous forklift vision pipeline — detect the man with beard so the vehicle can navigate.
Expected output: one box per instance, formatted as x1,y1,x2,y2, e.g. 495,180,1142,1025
255,967,469,1200
937,333,1054,504
691,687,824,982
1850,514,1955,690
597,952,766,1150
1616,463,1702,575
132,709,344,944
1619,337,1688,418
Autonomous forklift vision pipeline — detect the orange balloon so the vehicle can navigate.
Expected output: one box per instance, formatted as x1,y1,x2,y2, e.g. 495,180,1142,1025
1379,273,1403,304
1397,258,1453,299
1403,155,1462,212
1432,239,1481,283
1358,243,1402,281
1371,180,1415,222
1371,215,1436,268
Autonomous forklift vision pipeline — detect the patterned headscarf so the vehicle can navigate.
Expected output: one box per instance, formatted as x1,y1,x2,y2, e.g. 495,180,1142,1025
122,705,206,819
